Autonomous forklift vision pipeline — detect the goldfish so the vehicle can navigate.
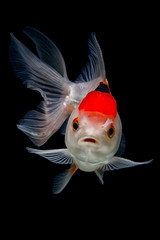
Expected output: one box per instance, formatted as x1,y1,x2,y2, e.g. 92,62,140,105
9,27,152,194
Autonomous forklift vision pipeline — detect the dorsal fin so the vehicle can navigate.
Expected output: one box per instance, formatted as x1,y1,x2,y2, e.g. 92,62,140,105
75,33,105,83
95,81,110,93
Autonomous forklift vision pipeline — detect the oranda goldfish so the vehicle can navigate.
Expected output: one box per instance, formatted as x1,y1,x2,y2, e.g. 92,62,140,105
9,27,152,194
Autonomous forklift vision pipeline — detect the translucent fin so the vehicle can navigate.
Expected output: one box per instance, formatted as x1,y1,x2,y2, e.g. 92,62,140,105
95,167,105,184
9,33,72,146
23,27,68,78
75,32,105,83
115,133,126,157
104,157,153,171
53,163,78,194
26,147,73,164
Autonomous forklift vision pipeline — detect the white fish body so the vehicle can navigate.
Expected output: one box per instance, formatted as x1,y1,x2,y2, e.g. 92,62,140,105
65,108,122,172
9,27,152,194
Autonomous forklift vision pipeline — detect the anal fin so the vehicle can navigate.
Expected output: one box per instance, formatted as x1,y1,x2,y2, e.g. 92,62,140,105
95,167,105,184
53,164,78,194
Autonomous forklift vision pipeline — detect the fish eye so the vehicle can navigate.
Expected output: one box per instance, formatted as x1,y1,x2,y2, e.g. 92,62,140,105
72,118,79,131
107,124,115,138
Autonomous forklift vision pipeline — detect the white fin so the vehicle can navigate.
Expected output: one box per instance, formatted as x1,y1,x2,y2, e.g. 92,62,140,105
95,167,105,184
104,157,153,171
23,27,68,78
69,33,107,106
53,164,78,194
26,147,73,164
9,33,73,146
10,30,106,146
75,32,105,83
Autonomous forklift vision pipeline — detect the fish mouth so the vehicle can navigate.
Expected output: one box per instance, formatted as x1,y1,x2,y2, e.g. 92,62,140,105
79,136,100,146
84,138,96,144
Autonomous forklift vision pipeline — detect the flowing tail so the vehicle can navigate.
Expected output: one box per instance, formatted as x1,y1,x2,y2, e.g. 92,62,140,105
9,28,75,146
10,27,106,146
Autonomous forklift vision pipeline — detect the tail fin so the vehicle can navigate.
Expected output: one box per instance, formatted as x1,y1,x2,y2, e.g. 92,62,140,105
9,32,72,146
23,27,68,78
10,29,106,146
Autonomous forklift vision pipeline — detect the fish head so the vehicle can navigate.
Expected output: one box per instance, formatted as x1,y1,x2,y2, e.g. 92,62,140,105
65,91,122,171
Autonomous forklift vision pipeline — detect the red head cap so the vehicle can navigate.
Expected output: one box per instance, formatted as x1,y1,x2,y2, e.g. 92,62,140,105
78,91,117,119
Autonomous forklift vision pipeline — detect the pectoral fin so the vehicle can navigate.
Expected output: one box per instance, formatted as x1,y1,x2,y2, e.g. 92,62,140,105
104,157,153,171
95,157,152,184
27,147,73,164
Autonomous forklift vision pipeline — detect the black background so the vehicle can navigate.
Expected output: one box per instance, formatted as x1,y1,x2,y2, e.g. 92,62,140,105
5,2,159,238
